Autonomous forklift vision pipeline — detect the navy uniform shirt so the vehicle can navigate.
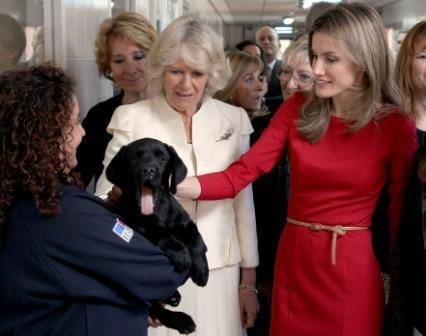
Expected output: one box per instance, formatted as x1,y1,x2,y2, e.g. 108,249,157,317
0,185,187,336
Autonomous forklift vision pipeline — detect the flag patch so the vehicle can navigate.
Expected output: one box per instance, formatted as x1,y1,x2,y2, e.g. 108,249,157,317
112,219,133,243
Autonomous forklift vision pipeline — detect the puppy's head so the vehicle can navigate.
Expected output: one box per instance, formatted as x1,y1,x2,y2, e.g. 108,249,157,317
106,138,187,214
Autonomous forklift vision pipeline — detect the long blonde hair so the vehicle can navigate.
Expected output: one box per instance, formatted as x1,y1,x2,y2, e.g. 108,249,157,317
395,21,426,117
214,51,267,118
298,3,403,143
282,35,309,67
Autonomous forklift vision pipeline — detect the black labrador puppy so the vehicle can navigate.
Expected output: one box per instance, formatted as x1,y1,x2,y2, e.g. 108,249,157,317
106,138,209,334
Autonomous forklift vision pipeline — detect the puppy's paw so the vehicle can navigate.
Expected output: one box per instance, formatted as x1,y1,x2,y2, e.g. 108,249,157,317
190,258,209,287
167,249,192,273
164,312,196,334
163,291,181,307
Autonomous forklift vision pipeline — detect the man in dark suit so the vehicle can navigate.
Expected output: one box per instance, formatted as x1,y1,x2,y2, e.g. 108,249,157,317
255,26,283,114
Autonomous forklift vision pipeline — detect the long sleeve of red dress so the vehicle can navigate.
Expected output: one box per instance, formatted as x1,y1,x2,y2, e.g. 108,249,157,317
198,93,417,249
198,93,304,200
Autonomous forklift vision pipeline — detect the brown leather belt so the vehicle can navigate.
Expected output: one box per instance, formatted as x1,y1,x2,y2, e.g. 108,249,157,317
287,217,370,265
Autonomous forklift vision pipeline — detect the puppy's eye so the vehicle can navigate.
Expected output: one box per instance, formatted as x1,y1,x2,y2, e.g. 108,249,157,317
131,151,143,161
158,154,166,162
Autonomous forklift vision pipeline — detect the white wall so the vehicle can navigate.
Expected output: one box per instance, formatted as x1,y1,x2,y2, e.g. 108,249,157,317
381,0,426,29
223,24,262,50
184,0,224,39
0,0,26,20
55,0,113,118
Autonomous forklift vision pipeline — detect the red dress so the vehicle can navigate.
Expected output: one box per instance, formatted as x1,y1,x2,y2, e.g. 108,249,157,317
198,93,417,336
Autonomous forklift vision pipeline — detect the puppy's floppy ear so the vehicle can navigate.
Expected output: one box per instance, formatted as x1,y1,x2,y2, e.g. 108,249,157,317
167,145,187,194
106,145,131,192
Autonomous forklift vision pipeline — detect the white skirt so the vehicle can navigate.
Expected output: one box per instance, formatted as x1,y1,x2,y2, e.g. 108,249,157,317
148,264,246,336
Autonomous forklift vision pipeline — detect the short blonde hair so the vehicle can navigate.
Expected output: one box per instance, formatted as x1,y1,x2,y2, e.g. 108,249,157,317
214,51,266,117
395,21,426,117
146,15,230,98
298,3,403,143
95,11,157,80
282,35,309,67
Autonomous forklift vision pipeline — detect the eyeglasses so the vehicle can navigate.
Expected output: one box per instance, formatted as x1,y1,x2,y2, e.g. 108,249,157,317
277,67,314,87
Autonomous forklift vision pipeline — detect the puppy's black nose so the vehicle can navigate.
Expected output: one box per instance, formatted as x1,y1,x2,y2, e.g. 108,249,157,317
142,166,156,178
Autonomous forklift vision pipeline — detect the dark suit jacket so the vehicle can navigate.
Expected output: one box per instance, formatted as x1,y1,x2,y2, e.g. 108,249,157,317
384,144,425,336
76,92,123,187
250,114,289,282
264,59,283,114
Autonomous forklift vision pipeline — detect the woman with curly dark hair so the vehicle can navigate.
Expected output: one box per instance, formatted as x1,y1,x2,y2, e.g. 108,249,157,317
0,65,186,336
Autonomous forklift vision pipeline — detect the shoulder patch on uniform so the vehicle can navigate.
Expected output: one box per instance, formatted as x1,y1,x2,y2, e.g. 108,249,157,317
112,218,133,243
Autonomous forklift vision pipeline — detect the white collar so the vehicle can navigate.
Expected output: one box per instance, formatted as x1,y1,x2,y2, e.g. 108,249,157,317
267,59,277,69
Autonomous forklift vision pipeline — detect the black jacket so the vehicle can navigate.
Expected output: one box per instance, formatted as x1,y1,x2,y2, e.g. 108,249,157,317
385,145,426,336
0,185,186,336
264,60,283,115
76,92,123,187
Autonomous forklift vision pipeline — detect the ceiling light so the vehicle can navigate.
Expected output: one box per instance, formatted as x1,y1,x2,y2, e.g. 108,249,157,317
301,0,341,10
275,26,294,35
283,17,295,25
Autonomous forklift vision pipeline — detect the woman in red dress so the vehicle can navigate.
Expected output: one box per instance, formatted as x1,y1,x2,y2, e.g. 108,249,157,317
177,3,417,336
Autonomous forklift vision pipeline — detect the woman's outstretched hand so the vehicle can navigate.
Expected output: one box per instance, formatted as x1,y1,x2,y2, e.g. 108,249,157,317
176,177,201,200
106,185,122,206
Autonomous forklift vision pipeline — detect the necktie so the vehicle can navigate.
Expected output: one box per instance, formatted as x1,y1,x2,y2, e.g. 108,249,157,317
264,65,272,84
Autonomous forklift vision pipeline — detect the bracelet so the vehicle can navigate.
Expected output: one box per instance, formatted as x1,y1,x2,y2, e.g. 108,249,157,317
238,284,258,294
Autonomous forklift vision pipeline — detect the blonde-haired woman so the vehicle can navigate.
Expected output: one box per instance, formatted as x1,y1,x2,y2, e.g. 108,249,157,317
96,15,259,336
278,35,314,99
77,11,157,187
386,21,426,336
177,4,417,335
214,51,267,119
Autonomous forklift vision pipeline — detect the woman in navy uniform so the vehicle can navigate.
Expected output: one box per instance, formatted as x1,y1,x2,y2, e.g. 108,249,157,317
0,65,187,336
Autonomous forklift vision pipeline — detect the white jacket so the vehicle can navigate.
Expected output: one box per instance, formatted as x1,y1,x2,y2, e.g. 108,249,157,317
95,94,259,270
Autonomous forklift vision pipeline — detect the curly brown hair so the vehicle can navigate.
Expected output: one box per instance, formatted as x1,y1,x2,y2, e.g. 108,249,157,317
0,64,80,233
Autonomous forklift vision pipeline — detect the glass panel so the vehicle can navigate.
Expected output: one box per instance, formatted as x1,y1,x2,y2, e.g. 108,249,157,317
0,0,48,74
111,0,129,17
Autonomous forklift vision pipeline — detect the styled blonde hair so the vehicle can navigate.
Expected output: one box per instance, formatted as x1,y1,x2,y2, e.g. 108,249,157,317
298,3,403,143
282,35,309,68
95,11,157,80
214,51,267,118
146,15,230,98
395,21,426,117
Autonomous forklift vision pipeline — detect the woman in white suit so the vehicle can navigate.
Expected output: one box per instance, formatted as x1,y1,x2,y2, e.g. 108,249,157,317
95,15,259,336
